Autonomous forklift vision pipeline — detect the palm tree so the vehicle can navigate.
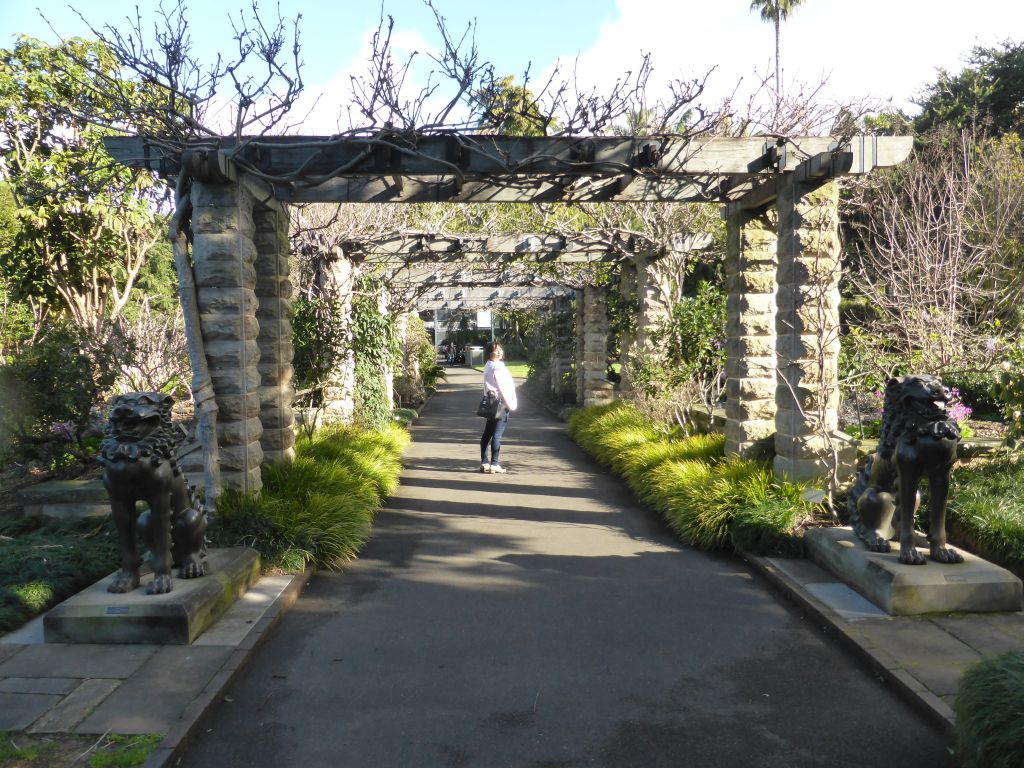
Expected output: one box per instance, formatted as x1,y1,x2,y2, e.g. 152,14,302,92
750,0,806,98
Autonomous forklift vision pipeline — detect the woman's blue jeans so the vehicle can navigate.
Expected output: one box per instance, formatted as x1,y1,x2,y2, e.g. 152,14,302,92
480,412,509,465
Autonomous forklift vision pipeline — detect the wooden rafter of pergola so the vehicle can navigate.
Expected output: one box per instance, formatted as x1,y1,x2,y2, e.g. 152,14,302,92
104,133,911,207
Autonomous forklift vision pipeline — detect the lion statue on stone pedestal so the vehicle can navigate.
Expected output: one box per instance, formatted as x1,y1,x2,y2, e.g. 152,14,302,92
847,374,964,565
98,392,208,594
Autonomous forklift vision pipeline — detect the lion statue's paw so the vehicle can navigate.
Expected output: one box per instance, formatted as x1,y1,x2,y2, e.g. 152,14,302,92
178,555,206,579
899,544,927,566
931,545,965,564
107,570,140,594
862,531,892,553
147,573,174,595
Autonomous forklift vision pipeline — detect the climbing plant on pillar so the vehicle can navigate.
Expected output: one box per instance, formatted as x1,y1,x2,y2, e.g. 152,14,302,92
351,277,401,430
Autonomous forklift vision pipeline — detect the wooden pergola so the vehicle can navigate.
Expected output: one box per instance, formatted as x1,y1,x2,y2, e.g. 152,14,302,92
106,132,912,498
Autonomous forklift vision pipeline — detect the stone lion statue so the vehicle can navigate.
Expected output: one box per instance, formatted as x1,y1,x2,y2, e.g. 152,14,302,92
847,374,964,565
98,392,208,594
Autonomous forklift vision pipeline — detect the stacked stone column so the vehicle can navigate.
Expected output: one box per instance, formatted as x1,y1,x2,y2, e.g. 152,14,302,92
576,285,614,407
191,182,263,493
253,201,296,465
616,260,639,393
774,181,854,482
321,251,356,424
724,209,778,459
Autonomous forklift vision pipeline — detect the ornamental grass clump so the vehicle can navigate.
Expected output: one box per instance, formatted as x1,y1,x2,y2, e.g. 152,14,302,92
568,404,812,553
948,458,1024,575
955,649,1024,768
213,423,408,571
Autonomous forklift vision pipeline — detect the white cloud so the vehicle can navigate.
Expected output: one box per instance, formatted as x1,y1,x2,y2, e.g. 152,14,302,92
546,0,1024,117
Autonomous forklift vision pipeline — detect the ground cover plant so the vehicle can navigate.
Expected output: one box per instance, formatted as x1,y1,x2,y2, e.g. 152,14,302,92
955,649,1024,768
567,402,816,555
0,517,119,633
946,456,1024,576
212,423,409,572
0,732,161,768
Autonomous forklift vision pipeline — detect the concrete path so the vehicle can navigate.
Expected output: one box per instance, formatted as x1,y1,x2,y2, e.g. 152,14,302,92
181,367,951,767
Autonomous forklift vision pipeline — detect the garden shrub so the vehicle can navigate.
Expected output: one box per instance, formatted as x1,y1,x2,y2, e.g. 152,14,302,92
993,337,1024,446
568,403,814,554
211,422,409,571
0,322,118,458
955,649,1024,768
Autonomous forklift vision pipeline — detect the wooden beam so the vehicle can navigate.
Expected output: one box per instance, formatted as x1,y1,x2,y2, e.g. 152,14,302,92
103,134,913,204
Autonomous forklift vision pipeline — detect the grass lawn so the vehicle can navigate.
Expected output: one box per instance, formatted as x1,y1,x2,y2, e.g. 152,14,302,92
472,360,529,378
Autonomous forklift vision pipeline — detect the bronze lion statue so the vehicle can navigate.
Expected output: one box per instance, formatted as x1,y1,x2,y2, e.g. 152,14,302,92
99,392,208,594
847,374,964,565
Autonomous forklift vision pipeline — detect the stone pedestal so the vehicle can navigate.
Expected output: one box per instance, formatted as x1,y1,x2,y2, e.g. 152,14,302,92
805,527,1023,615
43,548,261,644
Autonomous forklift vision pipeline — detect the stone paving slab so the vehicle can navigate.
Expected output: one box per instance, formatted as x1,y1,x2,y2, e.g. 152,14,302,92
28,679,122,734
76,646,234,734
0,644,157,679
0,677,78,694
754,554,1024,732
0,692,63,731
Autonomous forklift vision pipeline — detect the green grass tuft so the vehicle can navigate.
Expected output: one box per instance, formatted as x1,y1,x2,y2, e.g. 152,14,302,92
955,649,1024,768
567,404,812,553
212,423,408,572
948,458,1024,574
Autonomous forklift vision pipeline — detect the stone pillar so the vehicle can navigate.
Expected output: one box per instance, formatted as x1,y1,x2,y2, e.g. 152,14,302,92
636,254,672,358
578,285,615,407
381,290,395,410
617,259,639,393
774,181,854,483
321,251,356,425
574,294,586,404
253,201,295,465
724,209,778,459
191,182,263,494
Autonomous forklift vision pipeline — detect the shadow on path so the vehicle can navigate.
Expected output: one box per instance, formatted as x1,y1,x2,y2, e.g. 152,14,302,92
181,367,952,768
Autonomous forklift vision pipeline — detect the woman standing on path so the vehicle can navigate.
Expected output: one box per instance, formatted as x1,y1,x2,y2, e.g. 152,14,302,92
480,341,517,473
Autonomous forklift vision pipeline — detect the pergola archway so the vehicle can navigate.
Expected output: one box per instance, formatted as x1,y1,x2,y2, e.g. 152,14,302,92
106,132,912,500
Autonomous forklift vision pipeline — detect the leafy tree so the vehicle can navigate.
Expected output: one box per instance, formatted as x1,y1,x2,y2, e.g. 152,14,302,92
473,75,550,136
749,0,806,99
0,36,168,332
915,41,1024,136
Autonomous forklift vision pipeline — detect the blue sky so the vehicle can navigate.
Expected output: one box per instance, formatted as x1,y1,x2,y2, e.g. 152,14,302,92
4,0,1024,131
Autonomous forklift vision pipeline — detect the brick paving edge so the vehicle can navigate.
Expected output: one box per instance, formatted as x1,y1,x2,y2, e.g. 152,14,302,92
741,552,957,736
142,566,315,768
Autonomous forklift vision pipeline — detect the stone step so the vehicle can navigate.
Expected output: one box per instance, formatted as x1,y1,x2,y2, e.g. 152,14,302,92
43,547,261,644
17,479,111,520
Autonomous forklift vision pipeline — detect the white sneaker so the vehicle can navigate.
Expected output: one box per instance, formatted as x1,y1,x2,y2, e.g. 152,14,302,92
489,464,507,474
480,463,490,473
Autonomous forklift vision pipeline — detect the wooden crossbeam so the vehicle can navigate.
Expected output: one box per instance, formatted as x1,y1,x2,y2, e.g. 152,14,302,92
728,150,856,216
103,134,912,204
343,232,632,263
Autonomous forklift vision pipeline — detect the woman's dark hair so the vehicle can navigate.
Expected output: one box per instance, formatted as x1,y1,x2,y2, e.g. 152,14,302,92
485,341,503,359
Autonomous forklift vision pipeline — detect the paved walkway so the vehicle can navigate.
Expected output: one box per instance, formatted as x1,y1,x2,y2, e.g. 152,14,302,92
178,368,952,768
